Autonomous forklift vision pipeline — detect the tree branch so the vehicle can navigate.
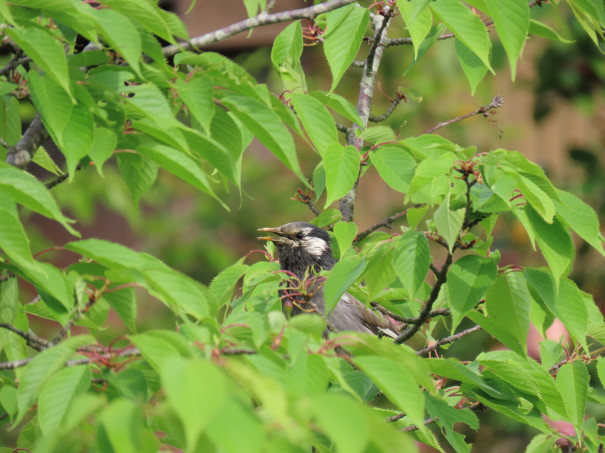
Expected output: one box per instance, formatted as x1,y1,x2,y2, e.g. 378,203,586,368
6,113,49,168
394,252,453,344
354,209,407,244
371,302,450,325
162,0,357,57
416,325,482,356
0,323,49,351
385,32,455,47
340,9,393,222
421,95,504,136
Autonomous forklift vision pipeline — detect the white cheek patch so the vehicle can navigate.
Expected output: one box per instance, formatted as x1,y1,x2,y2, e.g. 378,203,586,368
303,237,329,256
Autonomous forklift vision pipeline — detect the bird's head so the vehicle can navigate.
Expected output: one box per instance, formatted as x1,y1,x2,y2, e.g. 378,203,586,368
257,221,335,277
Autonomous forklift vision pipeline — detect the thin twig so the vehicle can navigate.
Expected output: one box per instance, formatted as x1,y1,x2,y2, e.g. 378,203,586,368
394,252,453,344
0,323,49,351
385,32,455,47
354,209,407,244
416,325,482,356
368,95,404,122
162,0,357,57
420,95,504,136
371,303,450,325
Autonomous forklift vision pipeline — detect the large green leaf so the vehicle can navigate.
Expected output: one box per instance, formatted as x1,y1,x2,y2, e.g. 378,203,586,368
221,95,306,184
311,393,369,453
308,91,364,126
91,8,142,75
430,0,493,71
0,95,21,146
137,142,222,205
425,394,478,453
290,93,338,157
61,101,94,177
555,361,589,434
333,221,358,258
484,272,531,355
324,256,367,314
398,0,433,58
271,21,306,91
369,145,416,193
100,398,157,453
15,335,93,425
161,357,226,451
175,75,215,135
487,0,529,79
447,255,497,330
0,165,77,236
6,26,72,99
98,0,176,43
434,191,465,252
554,189,604,256
526,205,574,289
323,143,360,207
323,4,370,91
525,269,589,349
455,39,488,95
102,287,137,333
116,153,159,205
393,230,430,303
354,355,426,434
27,71,73,148
38,366,91,435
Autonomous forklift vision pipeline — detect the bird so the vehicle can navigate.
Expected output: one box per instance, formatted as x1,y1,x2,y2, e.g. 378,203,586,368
257,221,399,338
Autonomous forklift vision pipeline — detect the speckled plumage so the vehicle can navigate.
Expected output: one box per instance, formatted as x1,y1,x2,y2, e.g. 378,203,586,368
258,222,398,338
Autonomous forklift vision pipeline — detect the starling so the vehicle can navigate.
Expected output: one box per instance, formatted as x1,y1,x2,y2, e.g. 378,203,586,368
258,221,398,338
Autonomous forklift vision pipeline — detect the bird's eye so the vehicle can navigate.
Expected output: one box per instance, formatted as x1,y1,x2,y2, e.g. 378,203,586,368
296,232,304,240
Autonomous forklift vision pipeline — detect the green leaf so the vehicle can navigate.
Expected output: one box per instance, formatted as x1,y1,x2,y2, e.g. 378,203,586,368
407,155,453,205
38,366,91,435
323,143,360,207
358,125,396,144
324,256,367,314
333,221,358,257
308,91,364,126
485,272,531,355
98,0,176,43
394,230,430,302
61,101,94,177
487,0,529,79
525,269,589,349
27,71,73,147
15,335,93,425
31,146,63,176
88,127,117,176
0,164,78,236
138,142,223,205
205,397,264,453
0,95,21,146
175,75,215,135
398,0,433,59
555,361,589,434
291,93,338,157
116,153,159,205
370,145,416,193
0,197,34,267
221,95,306,184
554,189,604,256
526,205,574,289
161,358,226,451
455,39,488,95
430,0,493,71
100,398,157,453
529,19,574,43
434,191,465,252
447,255,497,330
102,287,137,333
323,4,370,91
91,8,142,75
597,358,605,391
311,393,369,453
271,21,306,91
425,394,478,453
525,434,558,453
6,27,72,99
354,355,426,434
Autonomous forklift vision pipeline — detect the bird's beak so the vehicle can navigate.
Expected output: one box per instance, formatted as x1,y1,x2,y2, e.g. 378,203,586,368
257,227,282,242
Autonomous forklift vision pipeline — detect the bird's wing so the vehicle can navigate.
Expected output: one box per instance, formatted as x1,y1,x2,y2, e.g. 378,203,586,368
330,292,400,338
